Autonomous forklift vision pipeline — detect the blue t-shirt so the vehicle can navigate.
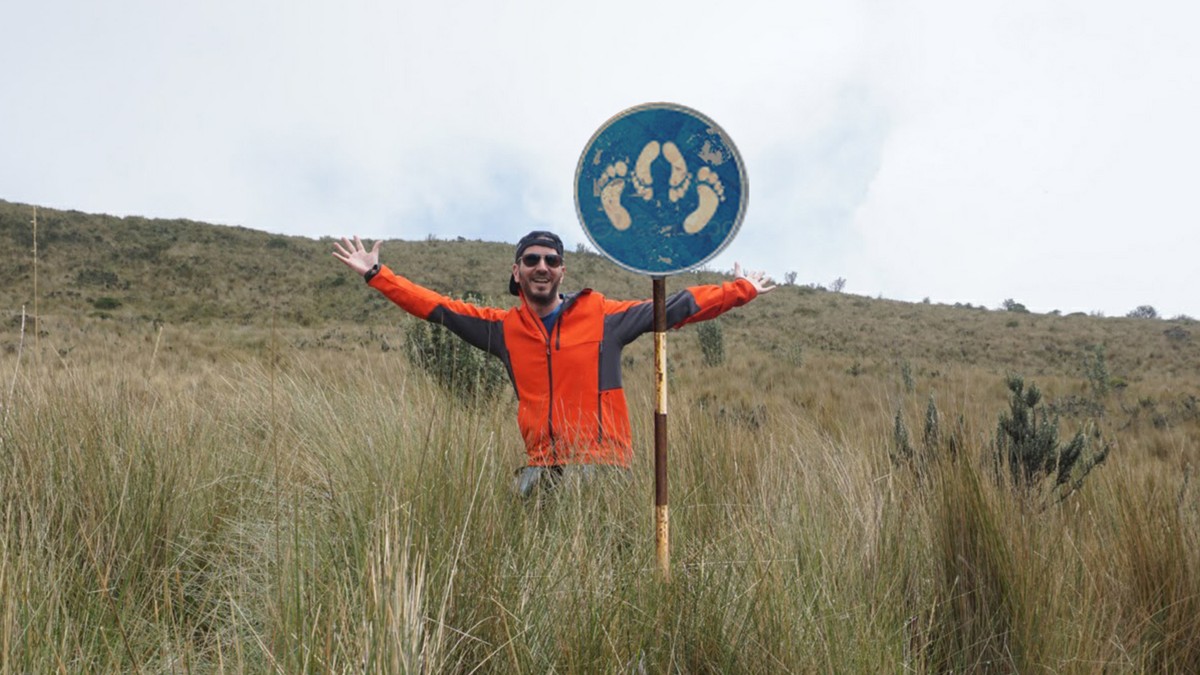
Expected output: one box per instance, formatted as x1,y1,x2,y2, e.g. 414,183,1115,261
541,302,563,334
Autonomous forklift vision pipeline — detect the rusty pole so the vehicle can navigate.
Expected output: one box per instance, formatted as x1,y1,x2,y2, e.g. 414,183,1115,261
653,277,670,581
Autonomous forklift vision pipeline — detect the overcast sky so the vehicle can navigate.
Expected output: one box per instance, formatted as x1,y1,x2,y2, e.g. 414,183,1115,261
3,0,1197,317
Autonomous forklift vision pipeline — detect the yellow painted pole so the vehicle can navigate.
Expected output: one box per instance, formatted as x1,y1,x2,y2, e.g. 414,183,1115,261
653,277,670,581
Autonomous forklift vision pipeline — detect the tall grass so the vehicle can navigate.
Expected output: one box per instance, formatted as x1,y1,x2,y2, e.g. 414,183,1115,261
0,315,1198,672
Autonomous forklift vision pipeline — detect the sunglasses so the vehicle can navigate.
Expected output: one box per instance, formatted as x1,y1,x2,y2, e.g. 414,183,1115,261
520,253,563,268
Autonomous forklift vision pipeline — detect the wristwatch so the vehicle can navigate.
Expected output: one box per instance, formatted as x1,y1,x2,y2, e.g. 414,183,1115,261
364,264,380,283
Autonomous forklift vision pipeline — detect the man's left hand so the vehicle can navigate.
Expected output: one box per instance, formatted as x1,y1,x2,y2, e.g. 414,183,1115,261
734,263,776,295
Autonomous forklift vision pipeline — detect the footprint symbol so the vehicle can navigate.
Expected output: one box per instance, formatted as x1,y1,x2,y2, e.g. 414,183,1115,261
685,166,724,234
597,160,632,231
595,141,724,234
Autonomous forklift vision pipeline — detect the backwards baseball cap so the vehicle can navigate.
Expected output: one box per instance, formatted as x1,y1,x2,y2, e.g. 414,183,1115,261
509,230,564,296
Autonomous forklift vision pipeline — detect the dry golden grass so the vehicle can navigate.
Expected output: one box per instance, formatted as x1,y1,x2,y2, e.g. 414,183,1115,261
2,201,1199,671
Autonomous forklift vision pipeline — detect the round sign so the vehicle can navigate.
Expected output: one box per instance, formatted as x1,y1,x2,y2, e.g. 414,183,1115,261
575,103,748,275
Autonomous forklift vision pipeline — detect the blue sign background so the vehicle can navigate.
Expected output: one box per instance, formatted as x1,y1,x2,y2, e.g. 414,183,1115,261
575,103,748,275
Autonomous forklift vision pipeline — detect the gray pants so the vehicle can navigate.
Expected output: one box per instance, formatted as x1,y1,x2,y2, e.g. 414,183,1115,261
513,464,631,499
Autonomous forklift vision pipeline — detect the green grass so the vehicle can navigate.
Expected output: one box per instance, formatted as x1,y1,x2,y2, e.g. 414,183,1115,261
1,200,1199,671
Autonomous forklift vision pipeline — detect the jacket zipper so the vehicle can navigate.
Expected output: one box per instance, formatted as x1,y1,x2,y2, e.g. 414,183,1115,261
534,306,555,464
530,292,584,465
596,340,605,443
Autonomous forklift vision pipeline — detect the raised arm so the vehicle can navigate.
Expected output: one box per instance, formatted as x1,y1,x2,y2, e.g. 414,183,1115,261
332,235,510,356
601,262,773,345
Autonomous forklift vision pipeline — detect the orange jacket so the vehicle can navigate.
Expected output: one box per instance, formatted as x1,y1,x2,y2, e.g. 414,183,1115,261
369,266,758,467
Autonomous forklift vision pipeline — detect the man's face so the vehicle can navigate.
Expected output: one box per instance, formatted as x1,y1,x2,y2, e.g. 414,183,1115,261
512,244,565,305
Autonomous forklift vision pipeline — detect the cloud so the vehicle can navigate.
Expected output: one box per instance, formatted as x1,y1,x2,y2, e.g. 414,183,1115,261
1,0,1197,316
846,0,1200,314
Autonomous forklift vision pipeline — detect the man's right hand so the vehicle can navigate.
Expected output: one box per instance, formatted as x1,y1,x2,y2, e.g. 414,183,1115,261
332,236,381,276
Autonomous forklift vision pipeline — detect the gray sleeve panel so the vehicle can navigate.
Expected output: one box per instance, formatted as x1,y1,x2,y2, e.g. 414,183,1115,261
602,290,701,347
598,328,623,391
427,306,508,359
664,289,702,327
597,290,700,391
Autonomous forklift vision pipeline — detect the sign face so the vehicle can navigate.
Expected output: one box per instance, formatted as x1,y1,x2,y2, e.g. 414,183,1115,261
575,103,748,275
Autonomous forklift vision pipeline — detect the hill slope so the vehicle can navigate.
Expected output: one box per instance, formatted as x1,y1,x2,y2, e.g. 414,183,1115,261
3,199,1197,382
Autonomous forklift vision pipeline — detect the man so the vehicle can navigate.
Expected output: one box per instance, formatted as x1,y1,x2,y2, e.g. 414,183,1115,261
333,231,774,495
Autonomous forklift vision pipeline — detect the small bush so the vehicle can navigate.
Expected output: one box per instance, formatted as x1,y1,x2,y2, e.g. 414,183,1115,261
74,267,122,288
1001,299,1029,313
92,296,122,310
1163,326,1191,343
404,295,508,405
697,320,725,367
994,375,1110,503
900,360,915,393
1126,305,1159,319
891,407,913,466
1083,345,1110,401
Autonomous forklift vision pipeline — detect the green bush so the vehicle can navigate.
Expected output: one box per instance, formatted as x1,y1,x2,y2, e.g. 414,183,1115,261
994,375,1109,502
404,295,509,405
1001,298,1029,313
92,296,122,310
697,320,725,367
1083,345,1110,400
900,360,915,393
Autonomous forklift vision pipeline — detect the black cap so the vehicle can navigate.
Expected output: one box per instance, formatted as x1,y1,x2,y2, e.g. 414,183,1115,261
509,231,564,296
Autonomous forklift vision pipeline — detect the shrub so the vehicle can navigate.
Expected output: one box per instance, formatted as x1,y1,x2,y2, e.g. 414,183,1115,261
1001,299,1029,313
1163,326,1191,343
404,294,508,405
923,395,940,451
900,360,915,393
1126,305,1159,319
74,267,122,288
1083,345,1110,401
891,395,963,477
697,320,725,367
891,406,914,466
92,296,122,310
994,375,1109,503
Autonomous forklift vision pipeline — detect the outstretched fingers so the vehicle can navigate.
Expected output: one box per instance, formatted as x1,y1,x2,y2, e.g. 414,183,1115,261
331,235,381,275
752,272,776,294
734,262,776,294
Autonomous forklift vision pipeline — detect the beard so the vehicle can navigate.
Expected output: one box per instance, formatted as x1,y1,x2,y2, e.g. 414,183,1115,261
520,273,560,305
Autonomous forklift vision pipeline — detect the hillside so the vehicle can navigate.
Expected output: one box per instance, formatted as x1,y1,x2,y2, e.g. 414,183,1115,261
3,198,1197,382
1,199,740,324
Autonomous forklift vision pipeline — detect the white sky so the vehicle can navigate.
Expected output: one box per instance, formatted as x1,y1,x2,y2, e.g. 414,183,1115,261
3,0,1198,317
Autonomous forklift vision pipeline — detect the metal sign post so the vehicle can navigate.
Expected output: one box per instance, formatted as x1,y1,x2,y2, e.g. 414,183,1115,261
575,103,748,580
653,276,669,580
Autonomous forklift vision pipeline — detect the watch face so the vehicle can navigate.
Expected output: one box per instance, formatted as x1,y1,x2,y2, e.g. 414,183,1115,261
575,102,747,276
